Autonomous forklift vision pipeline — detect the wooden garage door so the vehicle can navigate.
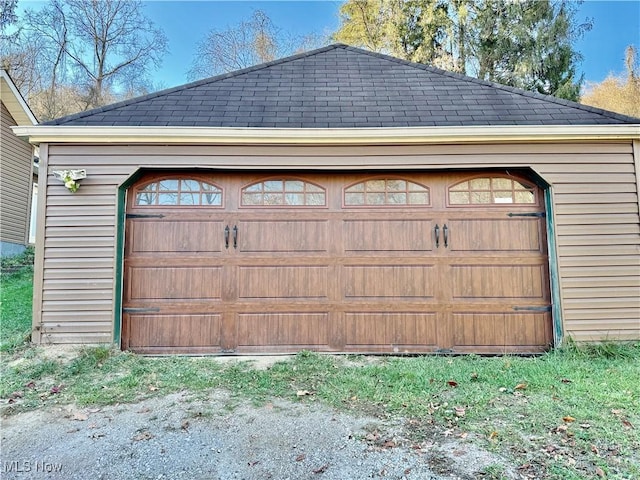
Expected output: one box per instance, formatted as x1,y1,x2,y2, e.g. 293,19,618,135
122,171,552,354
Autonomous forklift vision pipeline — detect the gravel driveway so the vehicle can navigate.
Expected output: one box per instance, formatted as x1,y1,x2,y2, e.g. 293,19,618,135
1,390,515,480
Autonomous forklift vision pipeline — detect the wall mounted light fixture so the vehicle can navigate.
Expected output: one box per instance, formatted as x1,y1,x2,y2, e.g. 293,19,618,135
53,169,87,193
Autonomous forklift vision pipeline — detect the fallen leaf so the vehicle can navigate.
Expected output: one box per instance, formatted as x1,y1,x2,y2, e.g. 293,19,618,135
470,372,478,380
447,380,458,387
454,406,466,417
148,385,159,391
382,440,396,448
555,425,568,433
489,431,498,440
72,411,88,421
514,383,528,390
458,432,468,439
591,445,599,455
563,416,576,423
132,430,154,441
579,423,591,429
365,431,380,442
621,419,634,429
181,420,190,431
296,390,311,397
498,387,507,393
24,381,36,389
50,384,63,394
295,454,306,462
312,464,328,474
595,466,605,478
9,391,23,400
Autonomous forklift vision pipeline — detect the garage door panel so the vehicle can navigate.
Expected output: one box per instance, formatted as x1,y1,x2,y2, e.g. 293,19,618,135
344,312,437,348
451,265,545,299
123,171,551,354
343,265,435,298
131,220,224,253
129,266,222,300
237,220,328,253
448,218,542,252
127,314,221,348
236,313,329,348
237,266,329,299
343,220,433,252
452,313,550,348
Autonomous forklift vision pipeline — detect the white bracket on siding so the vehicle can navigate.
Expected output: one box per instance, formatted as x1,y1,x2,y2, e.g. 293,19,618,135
53,169,87,181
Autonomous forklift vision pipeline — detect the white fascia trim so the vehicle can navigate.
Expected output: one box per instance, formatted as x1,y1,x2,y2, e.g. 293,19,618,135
12,124,640,145
1,71,37,125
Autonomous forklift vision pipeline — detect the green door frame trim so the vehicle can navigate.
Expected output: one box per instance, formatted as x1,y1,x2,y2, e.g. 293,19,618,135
524,167,564,347
111,166,565,349
112,169,147,346
544,186,564,346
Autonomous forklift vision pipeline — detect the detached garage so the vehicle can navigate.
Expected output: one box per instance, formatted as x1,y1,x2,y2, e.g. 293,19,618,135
14,44,640,354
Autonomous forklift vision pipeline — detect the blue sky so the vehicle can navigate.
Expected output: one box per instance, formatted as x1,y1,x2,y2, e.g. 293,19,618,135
20,0,640,90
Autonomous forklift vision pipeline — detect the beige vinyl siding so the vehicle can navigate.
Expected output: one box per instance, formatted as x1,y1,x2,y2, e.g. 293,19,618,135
36,142,640,344
1,102,33,246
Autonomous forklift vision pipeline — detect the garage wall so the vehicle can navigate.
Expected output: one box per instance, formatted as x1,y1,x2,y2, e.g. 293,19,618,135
35,141,640,344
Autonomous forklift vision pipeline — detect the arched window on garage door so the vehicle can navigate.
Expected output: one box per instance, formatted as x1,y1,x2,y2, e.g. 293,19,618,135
448,176,536,205
343,178,430,206
134,178,223,206
241,178,326,206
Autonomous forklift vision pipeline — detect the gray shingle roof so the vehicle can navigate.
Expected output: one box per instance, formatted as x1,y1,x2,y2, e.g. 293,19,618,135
44,44,638,127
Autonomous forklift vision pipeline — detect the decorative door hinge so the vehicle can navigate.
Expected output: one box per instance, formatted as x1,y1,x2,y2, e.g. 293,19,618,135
126,213,165,219
512,306,552,312
507,212,545,218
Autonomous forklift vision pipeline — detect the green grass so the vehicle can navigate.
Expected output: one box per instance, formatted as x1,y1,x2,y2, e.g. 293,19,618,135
2,346,638,479
1,252,34,352
1,266,638,478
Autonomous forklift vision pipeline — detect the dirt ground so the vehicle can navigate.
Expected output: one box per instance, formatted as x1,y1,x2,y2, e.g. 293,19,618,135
1,388,518,480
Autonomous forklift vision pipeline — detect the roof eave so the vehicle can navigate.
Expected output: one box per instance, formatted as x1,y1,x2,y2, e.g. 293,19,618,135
12,124,640,146
1,71,38,125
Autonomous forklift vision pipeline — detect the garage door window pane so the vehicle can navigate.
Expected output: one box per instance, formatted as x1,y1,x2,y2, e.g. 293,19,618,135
181,179,200,191
345,192,364,205
344,179,430,206
159,180,179,191
241,179,326,206
136,192,156,205
180,193,197,205
159,193,177,205
134,178,222,206
448,177,536,205
408,192,429,204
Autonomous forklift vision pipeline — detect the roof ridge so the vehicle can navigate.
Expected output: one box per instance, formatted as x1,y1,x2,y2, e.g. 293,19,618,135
339,44,640,124
46,44,345,125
